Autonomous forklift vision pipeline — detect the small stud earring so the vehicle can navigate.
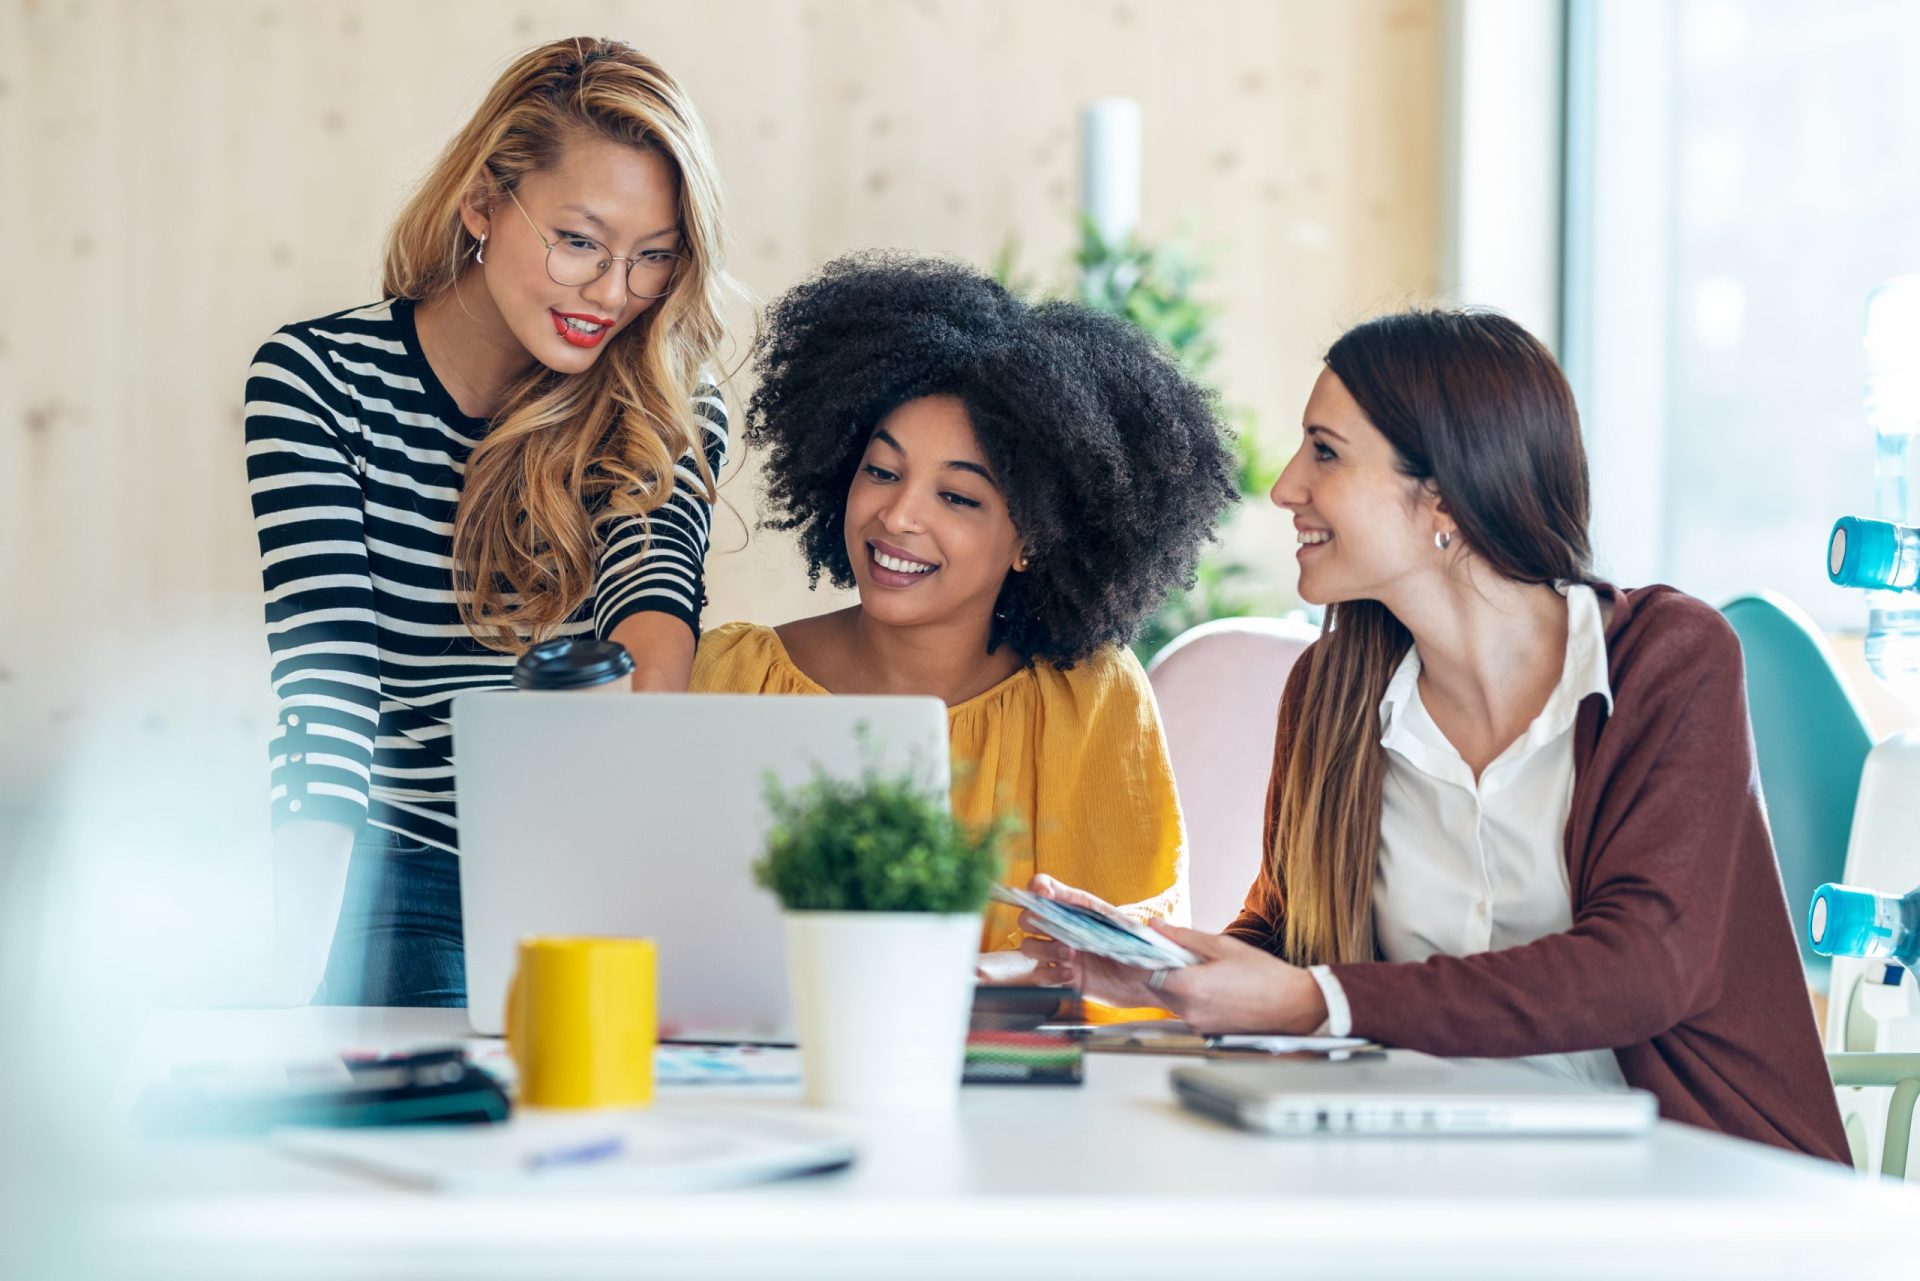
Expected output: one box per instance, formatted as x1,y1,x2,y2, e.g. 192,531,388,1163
1015,555,1030,572
1434,529,1453,551
473,233,487,265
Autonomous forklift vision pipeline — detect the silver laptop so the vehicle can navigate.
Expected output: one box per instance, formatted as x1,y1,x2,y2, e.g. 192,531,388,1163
1172,1052,1658,1136
452,692,950,1039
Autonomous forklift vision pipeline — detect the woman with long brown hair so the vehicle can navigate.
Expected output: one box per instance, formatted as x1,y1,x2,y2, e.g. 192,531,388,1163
1023,308,1850,1160
235,38,737,1006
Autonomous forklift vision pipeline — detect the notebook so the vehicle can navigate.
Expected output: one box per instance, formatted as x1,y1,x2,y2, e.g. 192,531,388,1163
273,1104,854,1193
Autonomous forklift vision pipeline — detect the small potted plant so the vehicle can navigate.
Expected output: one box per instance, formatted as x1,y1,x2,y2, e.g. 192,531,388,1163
754,761,1009,1111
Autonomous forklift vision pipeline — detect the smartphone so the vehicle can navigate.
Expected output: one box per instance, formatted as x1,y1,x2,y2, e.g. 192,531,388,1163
135,1048,510,1136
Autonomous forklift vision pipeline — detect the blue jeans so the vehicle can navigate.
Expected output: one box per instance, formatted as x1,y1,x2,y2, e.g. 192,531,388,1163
314,827,468,1007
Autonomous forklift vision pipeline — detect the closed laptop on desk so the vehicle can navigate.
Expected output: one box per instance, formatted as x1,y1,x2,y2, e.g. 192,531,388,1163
1173,1052,1658,1136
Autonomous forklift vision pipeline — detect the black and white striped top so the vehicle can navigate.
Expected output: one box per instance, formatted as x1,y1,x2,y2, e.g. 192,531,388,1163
244,298,728,853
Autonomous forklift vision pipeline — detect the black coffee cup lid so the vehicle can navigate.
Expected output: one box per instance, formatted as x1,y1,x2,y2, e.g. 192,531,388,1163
511,638,635,690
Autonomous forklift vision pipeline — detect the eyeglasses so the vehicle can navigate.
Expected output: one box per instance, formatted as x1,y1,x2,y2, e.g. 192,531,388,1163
503,187,685,301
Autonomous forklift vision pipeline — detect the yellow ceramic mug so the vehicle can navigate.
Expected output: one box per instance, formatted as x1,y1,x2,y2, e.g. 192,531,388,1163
504,936,656,1109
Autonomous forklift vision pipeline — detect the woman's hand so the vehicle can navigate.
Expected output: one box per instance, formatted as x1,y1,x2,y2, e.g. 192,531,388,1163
1015,875,1162,1005
1139,924,1328,1035
1016,874,1328,1034
974,951,1042,985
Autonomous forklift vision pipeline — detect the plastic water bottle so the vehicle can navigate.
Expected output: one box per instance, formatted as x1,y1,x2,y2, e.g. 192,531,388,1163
1860,276,1920,695
1808,882,1920,971
1828,516,1920,593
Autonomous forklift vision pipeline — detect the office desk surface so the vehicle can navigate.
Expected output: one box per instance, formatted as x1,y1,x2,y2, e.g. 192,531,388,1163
84,1007,1920,1280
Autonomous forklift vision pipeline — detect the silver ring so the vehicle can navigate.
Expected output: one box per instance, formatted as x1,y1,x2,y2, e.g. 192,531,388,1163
1147,968,1170,992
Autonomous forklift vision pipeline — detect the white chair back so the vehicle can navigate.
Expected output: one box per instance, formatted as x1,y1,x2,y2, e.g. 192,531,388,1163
1825,729,1920,1176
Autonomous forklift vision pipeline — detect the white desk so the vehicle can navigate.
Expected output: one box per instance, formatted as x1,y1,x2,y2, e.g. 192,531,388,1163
71,1008,1920,1279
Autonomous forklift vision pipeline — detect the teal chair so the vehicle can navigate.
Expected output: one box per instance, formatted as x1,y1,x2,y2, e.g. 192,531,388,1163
1721,594,1920,1177
1719,592,1876,982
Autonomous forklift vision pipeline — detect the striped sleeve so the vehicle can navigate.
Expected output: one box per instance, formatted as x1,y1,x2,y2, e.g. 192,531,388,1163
593,382,731,637
244,329,381,830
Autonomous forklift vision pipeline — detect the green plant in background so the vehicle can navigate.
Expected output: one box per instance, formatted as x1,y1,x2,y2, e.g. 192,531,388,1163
1074,217,1221,378
752,754,1012,913
997,217,1287,662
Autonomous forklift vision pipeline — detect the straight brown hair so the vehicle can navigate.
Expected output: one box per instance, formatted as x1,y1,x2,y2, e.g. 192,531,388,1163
1272,309,1595,966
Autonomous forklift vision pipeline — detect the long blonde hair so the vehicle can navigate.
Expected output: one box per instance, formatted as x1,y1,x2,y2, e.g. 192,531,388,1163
382,37,735,652
1271,310,1593,966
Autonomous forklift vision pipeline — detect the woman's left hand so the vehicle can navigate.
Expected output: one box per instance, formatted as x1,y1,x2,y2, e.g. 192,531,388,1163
1140,923,1329,1035
1014,875,1329,1034
1020,917,1327,1036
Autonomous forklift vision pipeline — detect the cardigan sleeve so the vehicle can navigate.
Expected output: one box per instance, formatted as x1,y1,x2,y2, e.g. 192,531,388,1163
1326,611,1768,1058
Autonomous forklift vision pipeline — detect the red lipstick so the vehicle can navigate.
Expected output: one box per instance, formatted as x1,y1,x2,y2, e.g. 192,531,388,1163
551,309,615,349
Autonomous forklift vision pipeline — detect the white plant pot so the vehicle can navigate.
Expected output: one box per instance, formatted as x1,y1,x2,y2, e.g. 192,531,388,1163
783,911,982,1111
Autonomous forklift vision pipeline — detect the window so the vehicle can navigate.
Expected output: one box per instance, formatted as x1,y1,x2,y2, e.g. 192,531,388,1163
1563,0,1920,627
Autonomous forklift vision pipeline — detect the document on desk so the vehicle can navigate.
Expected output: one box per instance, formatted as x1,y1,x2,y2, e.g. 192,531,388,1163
1084,1024,1374,1056
1211,1036,1373,1053
655,1044,802,1086
273,1104,853,1194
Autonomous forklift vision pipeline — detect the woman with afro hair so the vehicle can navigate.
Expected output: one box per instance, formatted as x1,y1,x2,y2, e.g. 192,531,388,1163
693,253,1238,992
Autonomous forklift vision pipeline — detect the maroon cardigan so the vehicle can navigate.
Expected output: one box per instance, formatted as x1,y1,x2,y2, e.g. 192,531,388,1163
1226,584,1850,1162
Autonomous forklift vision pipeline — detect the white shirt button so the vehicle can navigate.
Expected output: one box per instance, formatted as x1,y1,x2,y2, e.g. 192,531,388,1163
290,753,303,763
289,799,303,813
287,713,301,726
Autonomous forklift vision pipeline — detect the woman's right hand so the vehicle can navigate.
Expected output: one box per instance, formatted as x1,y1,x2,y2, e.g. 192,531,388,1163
1014,874,1169,1011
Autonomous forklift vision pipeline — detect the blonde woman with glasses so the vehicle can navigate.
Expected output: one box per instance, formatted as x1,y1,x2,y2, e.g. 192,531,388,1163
232,38,736,1007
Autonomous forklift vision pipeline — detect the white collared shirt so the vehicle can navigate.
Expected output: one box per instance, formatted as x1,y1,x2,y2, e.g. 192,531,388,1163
1309,584,1628,1088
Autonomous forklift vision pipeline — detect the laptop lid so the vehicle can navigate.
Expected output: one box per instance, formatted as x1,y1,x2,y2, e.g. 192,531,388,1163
452,692,950,1039
1172,1052,1658,1136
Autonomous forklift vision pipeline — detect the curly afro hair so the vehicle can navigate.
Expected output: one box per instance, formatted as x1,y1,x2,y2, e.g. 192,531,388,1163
747,252,1239,665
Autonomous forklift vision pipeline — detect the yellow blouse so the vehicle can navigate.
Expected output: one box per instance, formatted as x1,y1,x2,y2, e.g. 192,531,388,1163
691,622,1190,960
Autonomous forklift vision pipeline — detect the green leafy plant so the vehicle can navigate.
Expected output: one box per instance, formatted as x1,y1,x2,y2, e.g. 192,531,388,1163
752,758,1011,913
996,218,1287,661
1073,217,1222,379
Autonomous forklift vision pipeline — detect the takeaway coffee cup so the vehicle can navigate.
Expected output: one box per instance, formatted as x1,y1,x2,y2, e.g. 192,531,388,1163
511,637,634,692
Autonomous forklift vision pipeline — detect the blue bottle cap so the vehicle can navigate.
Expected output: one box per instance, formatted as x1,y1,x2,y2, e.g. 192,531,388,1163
1808,883,1889,958
1828,516,1901,589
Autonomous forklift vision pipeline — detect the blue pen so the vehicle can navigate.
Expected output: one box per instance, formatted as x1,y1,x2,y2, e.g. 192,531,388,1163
523,1135,624,1172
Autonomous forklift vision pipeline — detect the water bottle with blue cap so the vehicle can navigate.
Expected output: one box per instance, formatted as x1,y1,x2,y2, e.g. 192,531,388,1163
1828,515,1920,595
1808,883,1920,972
1812,279,1920,973
1830,275,1920,692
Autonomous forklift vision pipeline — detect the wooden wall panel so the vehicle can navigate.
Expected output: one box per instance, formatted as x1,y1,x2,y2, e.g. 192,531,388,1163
0,0,1443,800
